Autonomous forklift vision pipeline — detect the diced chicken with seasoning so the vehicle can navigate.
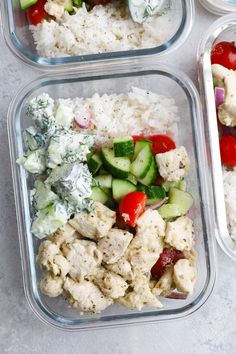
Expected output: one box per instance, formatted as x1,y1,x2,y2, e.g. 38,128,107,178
62,239,103,281
97,228,133,264
212,64,236,126
48,224,77,246
64,278,113,313
93,269,128,299
151,268,174,296
173,259,196,294
69,202,116,240
165,216,194,252
105,257,133,281
44,0,66,20
155,146,190,182
40,273,64,297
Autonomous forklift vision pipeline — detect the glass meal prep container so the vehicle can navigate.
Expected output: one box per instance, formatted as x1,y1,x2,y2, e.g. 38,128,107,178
0,0,194,71
199,0,236,16
7,63,216,330
198,14,236,261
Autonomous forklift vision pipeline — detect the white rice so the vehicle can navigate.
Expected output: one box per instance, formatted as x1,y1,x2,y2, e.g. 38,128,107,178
31,2,173,57
65,87,179,144
223,168,236,241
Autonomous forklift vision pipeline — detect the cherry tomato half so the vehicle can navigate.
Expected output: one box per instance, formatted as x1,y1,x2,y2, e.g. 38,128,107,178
220,135,236,167
132,135,176,154
119,191,146,227
27,0,47,25
211,41,236,70
151,248,184,279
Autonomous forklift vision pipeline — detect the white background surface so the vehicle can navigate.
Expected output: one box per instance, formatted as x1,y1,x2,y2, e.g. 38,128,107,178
0,2,236,353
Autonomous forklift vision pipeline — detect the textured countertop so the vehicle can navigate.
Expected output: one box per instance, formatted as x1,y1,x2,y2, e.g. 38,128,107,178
1,2,236,353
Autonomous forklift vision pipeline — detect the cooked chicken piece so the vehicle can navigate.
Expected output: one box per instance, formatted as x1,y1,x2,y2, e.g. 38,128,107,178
64,278,112,313
93,269,128,299
151,268,174,296
37,240,70,278
136,209,166,238
62,239,103,281
97,228,133,264
44,0,66,20
173,259,196,294
117,276,163,310
156,146,190,182
212,64,236,126
165,216,194,252
49,223,77,246
69,202,116,240
40,273,63,297
105,256,133,281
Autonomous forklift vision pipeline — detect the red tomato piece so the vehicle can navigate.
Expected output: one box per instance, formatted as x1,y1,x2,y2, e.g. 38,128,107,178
119,191,147,227
220,135,236,167
132,135,175,154
151,248,184,279
27,0,47,25
154,176,165,185
149,135,176,154
89,0,111,7
211,41,236,70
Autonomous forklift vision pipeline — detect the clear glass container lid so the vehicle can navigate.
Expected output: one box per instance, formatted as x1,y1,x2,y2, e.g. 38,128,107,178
0,0,194,71
7,63,216,330
199,0,236,16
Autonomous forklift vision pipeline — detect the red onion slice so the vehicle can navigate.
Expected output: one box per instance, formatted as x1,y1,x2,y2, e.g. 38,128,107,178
145,197,168,211
74,113,91,129
215,87,225,109
165,291,188,300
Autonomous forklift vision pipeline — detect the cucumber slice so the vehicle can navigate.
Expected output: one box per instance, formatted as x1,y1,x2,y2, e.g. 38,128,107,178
158,204,183,219
179,179,187,191
73,0,83,7
133,140,152,160
168,188,193,215
113,136,134,157
65,0,73,11
162,179,186,192
99,168,109,175
126,174,137,185
138,185,166,205
20,0,37,10
94,175,112,189
112,179,136,201
101,148,130,179
90,187,109,204
88,152,102,175
138,157,157,186
131,145,152,179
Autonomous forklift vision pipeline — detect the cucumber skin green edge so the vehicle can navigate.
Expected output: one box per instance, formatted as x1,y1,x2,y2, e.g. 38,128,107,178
101,148,130,179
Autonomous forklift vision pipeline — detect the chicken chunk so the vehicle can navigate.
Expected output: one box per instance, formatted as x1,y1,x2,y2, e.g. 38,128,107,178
156,146,190,182
49,223,77,246
117,276,163,310
69,202,116,240
127,210,164,275
44,1,65,20
37,240,70,278
97,229,133,264
105,256,133,281
64,278,112,313
40,273,63,297
173,259,196,294
165,216,194,252
212,64,236,126
93,269,128,299
151,268,174,296
62,239,102,281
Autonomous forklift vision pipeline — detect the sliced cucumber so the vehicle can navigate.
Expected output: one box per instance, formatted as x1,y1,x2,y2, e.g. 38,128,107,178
88,152,102,175
126,174,137,185
179,179,187,191
162,179,186,192
98,168,109,175
73,0,83,7
90,187,109,204
138,185,166,205
133,140,152,160
94,175,112,189
168,188,193,215
65,0,73,11
113,136,134,157
20,0,37,10
131,144,152,179
138,157,157,186
112,179,136,201
158,204,183,219
101,148,130,179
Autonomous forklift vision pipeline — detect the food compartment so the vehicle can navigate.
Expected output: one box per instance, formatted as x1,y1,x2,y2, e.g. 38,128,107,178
1,0,194,70
198,14,236,260
199,0,236,16
8,66,216,329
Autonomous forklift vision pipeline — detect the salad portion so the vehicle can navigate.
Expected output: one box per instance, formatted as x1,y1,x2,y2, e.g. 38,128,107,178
19,0,173,57
211,41,236,241
17,89,197,314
